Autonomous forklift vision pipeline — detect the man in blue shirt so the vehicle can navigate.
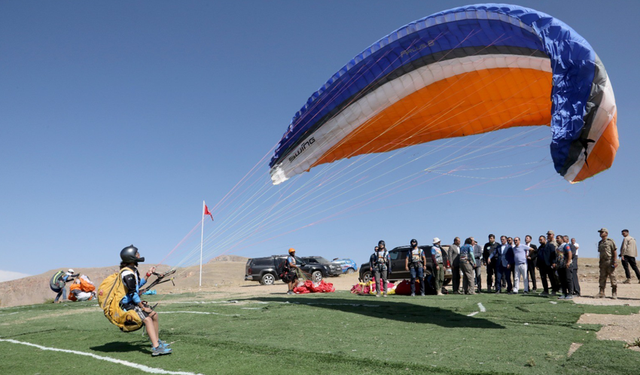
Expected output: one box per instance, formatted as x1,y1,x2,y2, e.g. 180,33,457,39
512,237,531,294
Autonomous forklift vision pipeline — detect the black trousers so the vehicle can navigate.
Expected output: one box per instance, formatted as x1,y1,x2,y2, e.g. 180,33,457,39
486,260,497,291
621,255,640,280
538,264,559,293
451,259,460,293
474,266,482,291
572,256,581,295
558,267,573,296
527,259,537,290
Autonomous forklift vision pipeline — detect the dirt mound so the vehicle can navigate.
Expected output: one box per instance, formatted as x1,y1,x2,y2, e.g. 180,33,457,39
0,257,250,308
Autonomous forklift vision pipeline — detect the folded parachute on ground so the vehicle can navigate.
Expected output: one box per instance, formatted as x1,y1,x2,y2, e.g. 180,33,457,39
293,280,336,294
270,3,617,185
68,275,96,301
350,280,396,295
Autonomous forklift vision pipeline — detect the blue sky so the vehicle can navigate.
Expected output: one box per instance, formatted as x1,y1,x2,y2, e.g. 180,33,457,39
1,1,638,276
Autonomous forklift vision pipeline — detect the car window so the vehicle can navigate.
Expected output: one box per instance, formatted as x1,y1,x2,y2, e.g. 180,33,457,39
254,258,271,266
314,257,330,264
389,250,406,260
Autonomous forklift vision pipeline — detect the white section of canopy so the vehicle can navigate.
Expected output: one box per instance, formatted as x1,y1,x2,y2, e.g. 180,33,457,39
270,54,552,185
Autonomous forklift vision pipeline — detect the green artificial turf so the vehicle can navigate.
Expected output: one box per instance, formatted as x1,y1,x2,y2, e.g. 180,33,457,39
0,291,639,374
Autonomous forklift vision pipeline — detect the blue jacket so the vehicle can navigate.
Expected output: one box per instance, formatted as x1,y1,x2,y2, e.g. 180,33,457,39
491,244,514,268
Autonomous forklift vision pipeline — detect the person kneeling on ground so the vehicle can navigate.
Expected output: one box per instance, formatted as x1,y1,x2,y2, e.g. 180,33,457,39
119,245,171,356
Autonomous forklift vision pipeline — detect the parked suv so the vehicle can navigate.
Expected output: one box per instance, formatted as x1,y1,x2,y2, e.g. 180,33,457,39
358,245,452,285
300,256,342,277
245,255,330,285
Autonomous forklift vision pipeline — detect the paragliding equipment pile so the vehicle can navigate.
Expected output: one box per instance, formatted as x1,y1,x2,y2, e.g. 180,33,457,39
293,280,336,294
68,275,96,301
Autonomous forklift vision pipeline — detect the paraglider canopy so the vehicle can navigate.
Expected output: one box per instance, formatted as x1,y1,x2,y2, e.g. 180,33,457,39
270,3,617,185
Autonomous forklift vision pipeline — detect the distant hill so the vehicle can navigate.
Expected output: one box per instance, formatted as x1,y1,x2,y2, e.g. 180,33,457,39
0,270,31,283
0,256,249,308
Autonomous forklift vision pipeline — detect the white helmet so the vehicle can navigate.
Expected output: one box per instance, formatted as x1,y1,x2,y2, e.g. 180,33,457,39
68,269,75,274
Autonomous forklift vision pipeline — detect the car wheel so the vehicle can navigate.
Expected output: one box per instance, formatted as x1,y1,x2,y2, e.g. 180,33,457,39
361,271,372,283
311,270,323,283
346,268,355,274
260,273,276,285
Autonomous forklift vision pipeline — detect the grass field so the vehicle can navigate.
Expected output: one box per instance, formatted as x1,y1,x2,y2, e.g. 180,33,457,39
1,291,639,374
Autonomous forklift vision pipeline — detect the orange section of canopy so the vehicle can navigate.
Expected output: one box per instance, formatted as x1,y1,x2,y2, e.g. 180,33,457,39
573,112,618,182
311,68,553,168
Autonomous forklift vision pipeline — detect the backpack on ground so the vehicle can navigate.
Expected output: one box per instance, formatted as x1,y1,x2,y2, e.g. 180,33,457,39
49,270,65,292
97,268,144,332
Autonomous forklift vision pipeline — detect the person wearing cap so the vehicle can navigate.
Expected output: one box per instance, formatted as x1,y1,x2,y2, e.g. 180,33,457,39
448,237,461,294
284,248,299,295
405,239,426,296
597,228,618,299
430,238,445,295
619,229,640,284
52,268,79,303
483,234,499,292
119,245,171,356
370,240,390,297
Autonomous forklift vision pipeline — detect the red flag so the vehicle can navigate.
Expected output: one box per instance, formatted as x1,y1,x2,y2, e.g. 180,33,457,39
204,204,214,221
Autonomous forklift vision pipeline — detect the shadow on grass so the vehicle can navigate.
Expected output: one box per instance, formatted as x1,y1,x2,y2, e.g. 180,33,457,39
90,341,148,354
249,296,505,329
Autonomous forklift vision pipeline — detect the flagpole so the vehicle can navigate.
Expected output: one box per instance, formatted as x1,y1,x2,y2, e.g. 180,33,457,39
200,200,205,287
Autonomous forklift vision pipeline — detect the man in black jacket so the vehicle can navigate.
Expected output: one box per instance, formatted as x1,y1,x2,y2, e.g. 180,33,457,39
483,234,498,293
537,231,559,296
525,235,538,291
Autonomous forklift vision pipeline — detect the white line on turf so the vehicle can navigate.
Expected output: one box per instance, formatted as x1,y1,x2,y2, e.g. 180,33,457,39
0,338,201,375
466,311,479,317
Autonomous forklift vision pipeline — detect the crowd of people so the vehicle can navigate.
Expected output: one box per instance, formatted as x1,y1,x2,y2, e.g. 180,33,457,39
368,228,638,300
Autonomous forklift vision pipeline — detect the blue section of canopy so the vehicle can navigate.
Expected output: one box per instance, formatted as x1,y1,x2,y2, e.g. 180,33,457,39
270,3,597,177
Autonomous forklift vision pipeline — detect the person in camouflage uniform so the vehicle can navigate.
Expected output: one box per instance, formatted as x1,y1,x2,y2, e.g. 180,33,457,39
597,228,618,299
